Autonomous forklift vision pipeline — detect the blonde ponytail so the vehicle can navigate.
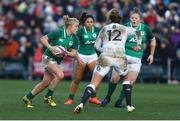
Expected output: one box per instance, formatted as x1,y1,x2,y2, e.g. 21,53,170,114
63,15,79,28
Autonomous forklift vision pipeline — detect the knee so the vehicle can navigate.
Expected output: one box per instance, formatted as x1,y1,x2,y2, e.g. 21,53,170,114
124,78,136,85
73,79,80,85
41,81,50,87
74,76,81,85
131,79,136,85
56,73,64,81
111,76,120,83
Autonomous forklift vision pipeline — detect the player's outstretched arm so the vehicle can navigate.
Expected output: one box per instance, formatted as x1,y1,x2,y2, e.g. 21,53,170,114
147,37,156,64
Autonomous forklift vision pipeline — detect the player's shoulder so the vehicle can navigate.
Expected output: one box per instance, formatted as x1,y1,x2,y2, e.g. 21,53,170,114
47,27,63,37
141,23,150,29
124,22,131,26
54,26,64,34
105,23,124,29
77,27,84,32
94,26,101,32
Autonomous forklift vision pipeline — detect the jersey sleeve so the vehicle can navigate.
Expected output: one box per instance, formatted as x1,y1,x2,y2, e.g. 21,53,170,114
145,25,154,40
47,29,61,42
94,27,105,52
96,27,101,34
76,28,83,41
71,35,79,49
126,26,136,36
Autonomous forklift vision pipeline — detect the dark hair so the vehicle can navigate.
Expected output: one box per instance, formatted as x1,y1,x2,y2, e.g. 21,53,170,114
106,8,122,23
79,12,94,25
130,7,143,19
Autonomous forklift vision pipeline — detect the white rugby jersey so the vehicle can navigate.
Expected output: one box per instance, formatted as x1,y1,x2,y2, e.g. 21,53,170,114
95,23,137,58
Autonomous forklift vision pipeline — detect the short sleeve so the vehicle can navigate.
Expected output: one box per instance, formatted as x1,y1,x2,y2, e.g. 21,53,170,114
47,29,61,41
71,35,79,49
145,25,154,40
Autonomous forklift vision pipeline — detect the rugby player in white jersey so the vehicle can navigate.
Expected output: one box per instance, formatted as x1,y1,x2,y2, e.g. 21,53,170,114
73,8,141,113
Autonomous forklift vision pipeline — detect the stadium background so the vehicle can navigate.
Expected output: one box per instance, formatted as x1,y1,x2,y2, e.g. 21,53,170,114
0,0,179,83
0,0,180,120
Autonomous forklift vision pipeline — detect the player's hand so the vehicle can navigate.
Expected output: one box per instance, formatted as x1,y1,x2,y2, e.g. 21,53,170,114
147,54,154,64
76,56,84,65
133,45,141,51
49,46,59,55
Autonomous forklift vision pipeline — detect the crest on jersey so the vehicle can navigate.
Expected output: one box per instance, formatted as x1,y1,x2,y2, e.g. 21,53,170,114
92,33,97,38
141,31,144,35
69,41,73,46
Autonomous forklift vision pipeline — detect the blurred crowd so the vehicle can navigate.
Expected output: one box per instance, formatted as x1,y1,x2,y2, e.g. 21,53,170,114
0,0,179,81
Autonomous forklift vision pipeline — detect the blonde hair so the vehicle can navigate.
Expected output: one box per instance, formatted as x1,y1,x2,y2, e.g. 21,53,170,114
106,8,121,23
63,15,79,28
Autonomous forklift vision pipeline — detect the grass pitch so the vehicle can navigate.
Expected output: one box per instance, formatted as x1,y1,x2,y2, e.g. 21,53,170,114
0,79,180,120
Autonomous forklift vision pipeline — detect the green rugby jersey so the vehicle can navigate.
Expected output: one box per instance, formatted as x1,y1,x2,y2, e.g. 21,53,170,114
44,26,78,64
124,22,154,58
77,26,100,55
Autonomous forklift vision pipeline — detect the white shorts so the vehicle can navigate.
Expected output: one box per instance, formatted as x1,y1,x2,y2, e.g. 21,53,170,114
93,55,128,77
126,55,142,73
77,53,98,64
42,55,57,66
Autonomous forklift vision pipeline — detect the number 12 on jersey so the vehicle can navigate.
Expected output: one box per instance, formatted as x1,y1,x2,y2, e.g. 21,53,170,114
107,29,121,41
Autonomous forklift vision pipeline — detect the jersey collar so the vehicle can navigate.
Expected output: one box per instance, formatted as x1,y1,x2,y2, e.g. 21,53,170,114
63,26,73,40
63,26,66,38
84,26,94,34
130,22,141,30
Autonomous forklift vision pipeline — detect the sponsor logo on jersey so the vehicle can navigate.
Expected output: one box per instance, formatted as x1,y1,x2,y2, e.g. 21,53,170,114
84,35,88,38
129,37,137,42
84,41,96,44
141,31,144,35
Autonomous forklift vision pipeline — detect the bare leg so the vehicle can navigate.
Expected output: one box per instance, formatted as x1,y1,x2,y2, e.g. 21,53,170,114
47,63,64,90
31,70,54,95
70,59,86,95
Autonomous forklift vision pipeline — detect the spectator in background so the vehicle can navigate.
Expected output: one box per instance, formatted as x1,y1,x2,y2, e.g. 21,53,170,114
3,36,20,60
160,37,176,76
0,36,6,58
171,26,180,50
170,26,180,83
19,36,33,70
144,5,158,27
43,15,58,34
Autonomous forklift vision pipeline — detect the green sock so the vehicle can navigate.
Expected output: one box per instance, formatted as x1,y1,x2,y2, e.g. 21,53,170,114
118,88,125,103
69,94,74,100
26,92,34,100
45,89,54,97
91,92,96,98
107,82,117,98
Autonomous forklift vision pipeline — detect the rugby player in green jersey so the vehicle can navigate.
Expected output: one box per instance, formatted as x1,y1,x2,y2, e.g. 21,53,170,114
64,12,101,105
22,15,79,108
101,7,156,112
